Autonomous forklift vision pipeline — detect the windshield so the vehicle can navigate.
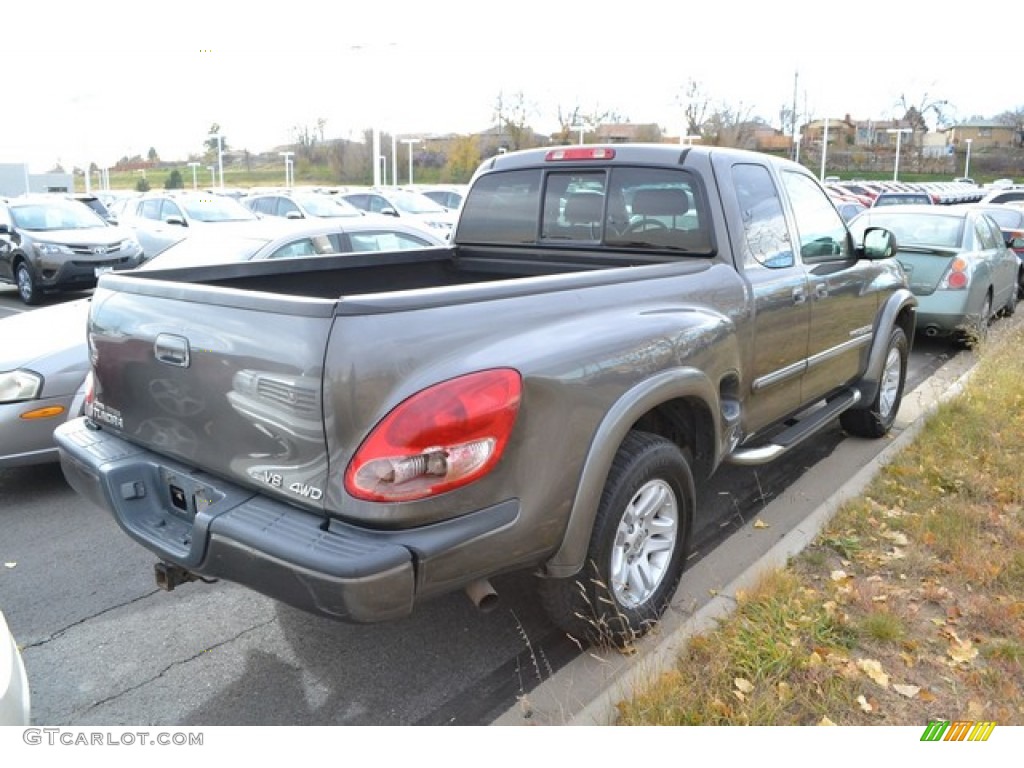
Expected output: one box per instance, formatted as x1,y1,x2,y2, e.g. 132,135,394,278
10,200,108,231
298,194,362,218
180,196,260,223
851,211,964,249
387,189,448,215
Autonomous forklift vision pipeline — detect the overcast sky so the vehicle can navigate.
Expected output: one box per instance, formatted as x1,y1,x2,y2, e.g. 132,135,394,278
5,2,1014,172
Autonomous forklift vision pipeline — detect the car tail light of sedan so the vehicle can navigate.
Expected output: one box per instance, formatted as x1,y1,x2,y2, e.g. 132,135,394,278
345,368,522,502
939,257,971,290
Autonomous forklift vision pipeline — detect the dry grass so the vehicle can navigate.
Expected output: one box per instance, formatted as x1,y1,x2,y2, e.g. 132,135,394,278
617,321,1024,726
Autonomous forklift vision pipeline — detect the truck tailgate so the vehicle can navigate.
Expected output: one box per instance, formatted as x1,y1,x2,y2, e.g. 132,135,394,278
86,281,337,510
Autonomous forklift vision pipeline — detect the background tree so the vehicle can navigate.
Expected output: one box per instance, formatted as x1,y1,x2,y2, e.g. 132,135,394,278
996,107,1024,148
444,135,481,182
493,90,538,152
676,79,712,139
164,169,184,189
554,104,628,144
147,147,159,164
204,124,228,159
135,177,151,193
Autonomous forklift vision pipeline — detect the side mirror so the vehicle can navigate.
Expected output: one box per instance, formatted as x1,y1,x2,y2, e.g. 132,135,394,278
165,215,187,227
285,211,303,219
1008,236,1024,251
381,207,399,217
859,227,897,259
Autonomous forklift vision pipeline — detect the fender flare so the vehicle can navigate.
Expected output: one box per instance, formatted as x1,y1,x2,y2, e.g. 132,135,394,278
542,367,720,578
852,288,917,408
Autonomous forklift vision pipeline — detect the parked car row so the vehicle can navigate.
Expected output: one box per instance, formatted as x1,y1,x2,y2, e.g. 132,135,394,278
0,213,446,470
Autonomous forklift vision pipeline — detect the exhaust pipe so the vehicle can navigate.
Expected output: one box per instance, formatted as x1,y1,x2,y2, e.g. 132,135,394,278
464,578,499,612
154,561,198,591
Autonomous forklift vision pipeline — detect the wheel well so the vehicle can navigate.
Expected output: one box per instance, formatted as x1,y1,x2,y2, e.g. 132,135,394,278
631,397,715,481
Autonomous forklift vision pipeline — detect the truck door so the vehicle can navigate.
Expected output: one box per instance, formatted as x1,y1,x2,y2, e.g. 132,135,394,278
779,171,878,404
728,162,810,432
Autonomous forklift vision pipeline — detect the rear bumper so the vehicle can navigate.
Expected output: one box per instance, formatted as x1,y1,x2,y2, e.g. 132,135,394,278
54,417,518,623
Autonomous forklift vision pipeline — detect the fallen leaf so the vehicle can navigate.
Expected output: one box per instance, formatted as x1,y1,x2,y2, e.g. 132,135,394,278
734,677,755,694
857,695,873,712
818,716,837,726
753,519,769,529
856,658,890,688
830,570,850,582
883,531,909,546
893,684,920,698
948,639,978,665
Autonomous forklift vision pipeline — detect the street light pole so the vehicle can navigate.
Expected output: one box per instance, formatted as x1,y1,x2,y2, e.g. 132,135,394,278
187,162,201,190
400,138,420,184
279,152,294,188
886,128,912,181
820,118,830,181
206,165,216,187
209,133,224,189
964,139,973,179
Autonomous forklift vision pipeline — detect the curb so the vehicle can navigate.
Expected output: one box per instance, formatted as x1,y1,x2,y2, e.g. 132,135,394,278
493,350,978,726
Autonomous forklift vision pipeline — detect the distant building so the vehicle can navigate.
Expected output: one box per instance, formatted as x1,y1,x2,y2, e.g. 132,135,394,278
948,120,1021,150
0,163,75,197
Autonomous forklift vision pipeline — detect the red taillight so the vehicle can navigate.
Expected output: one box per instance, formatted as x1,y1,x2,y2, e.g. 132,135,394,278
345,368,522,502
545,147,616,162
943,257,969,290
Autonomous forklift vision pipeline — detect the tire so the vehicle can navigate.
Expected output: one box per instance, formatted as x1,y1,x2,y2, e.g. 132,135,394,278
539,430,693,647
1003,282,1018,317
959,292,992,349
15,261,41,306
840,325,908,438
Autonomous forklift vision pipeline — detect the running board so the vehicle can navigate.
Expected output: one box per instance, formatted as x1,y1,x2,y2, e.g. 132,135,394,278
725,389,861,466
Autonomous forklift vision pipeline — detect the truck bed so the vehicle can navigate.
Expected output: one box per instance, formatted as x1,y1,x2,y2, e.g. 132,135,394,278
125,244,692,302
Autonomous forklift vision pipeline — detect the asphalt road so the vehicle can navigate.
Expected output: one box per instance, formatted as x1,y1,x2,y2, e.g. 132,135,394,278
0,284,960,726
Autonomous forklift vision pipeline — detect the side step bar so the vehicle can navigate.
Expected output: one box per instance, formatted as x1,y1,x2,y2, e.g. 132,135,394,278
726,389,861,466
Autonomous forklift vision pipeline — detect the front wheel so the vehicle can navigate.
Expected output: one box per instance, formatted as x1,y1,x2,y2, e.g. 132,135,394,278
540,431,693,647
15,262,41,306
841,325,908,438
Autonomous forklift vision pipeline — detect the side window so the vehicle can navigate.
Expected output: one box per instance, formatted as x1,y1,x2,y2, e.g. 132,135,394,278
731,164,793,268
139,199,162,220
780,171,850,262
162,201,184,223
253,198,275,216
268,238,318,259
279,199,300,218
347,231,433,252
974,217,999,250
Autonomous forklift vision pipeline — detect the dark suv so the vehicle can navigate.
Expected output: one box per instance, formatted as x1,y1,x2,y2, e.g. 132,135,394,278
0,195,144,304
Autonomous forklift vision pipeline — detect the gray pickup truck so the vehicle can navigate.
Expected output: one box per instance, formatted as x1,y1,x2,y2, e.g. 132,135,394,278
55,144,916,646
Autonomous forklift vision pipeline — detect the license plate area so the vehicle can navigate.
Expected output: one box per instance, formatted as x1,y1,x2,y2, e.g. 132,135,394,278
161,470,220,523
94,265,113,278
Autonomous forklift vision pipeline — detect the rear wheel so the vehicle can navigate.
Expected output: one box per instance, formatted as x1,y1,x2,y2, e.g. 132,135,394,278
960,292,992,349
15,262,41,306
539,430,693,647
841,326,908,438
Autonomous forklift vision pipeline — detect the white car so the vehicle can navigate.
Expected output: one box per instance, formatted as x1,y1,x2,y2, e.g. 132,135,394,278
0,609,30,725
339,188,457,239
